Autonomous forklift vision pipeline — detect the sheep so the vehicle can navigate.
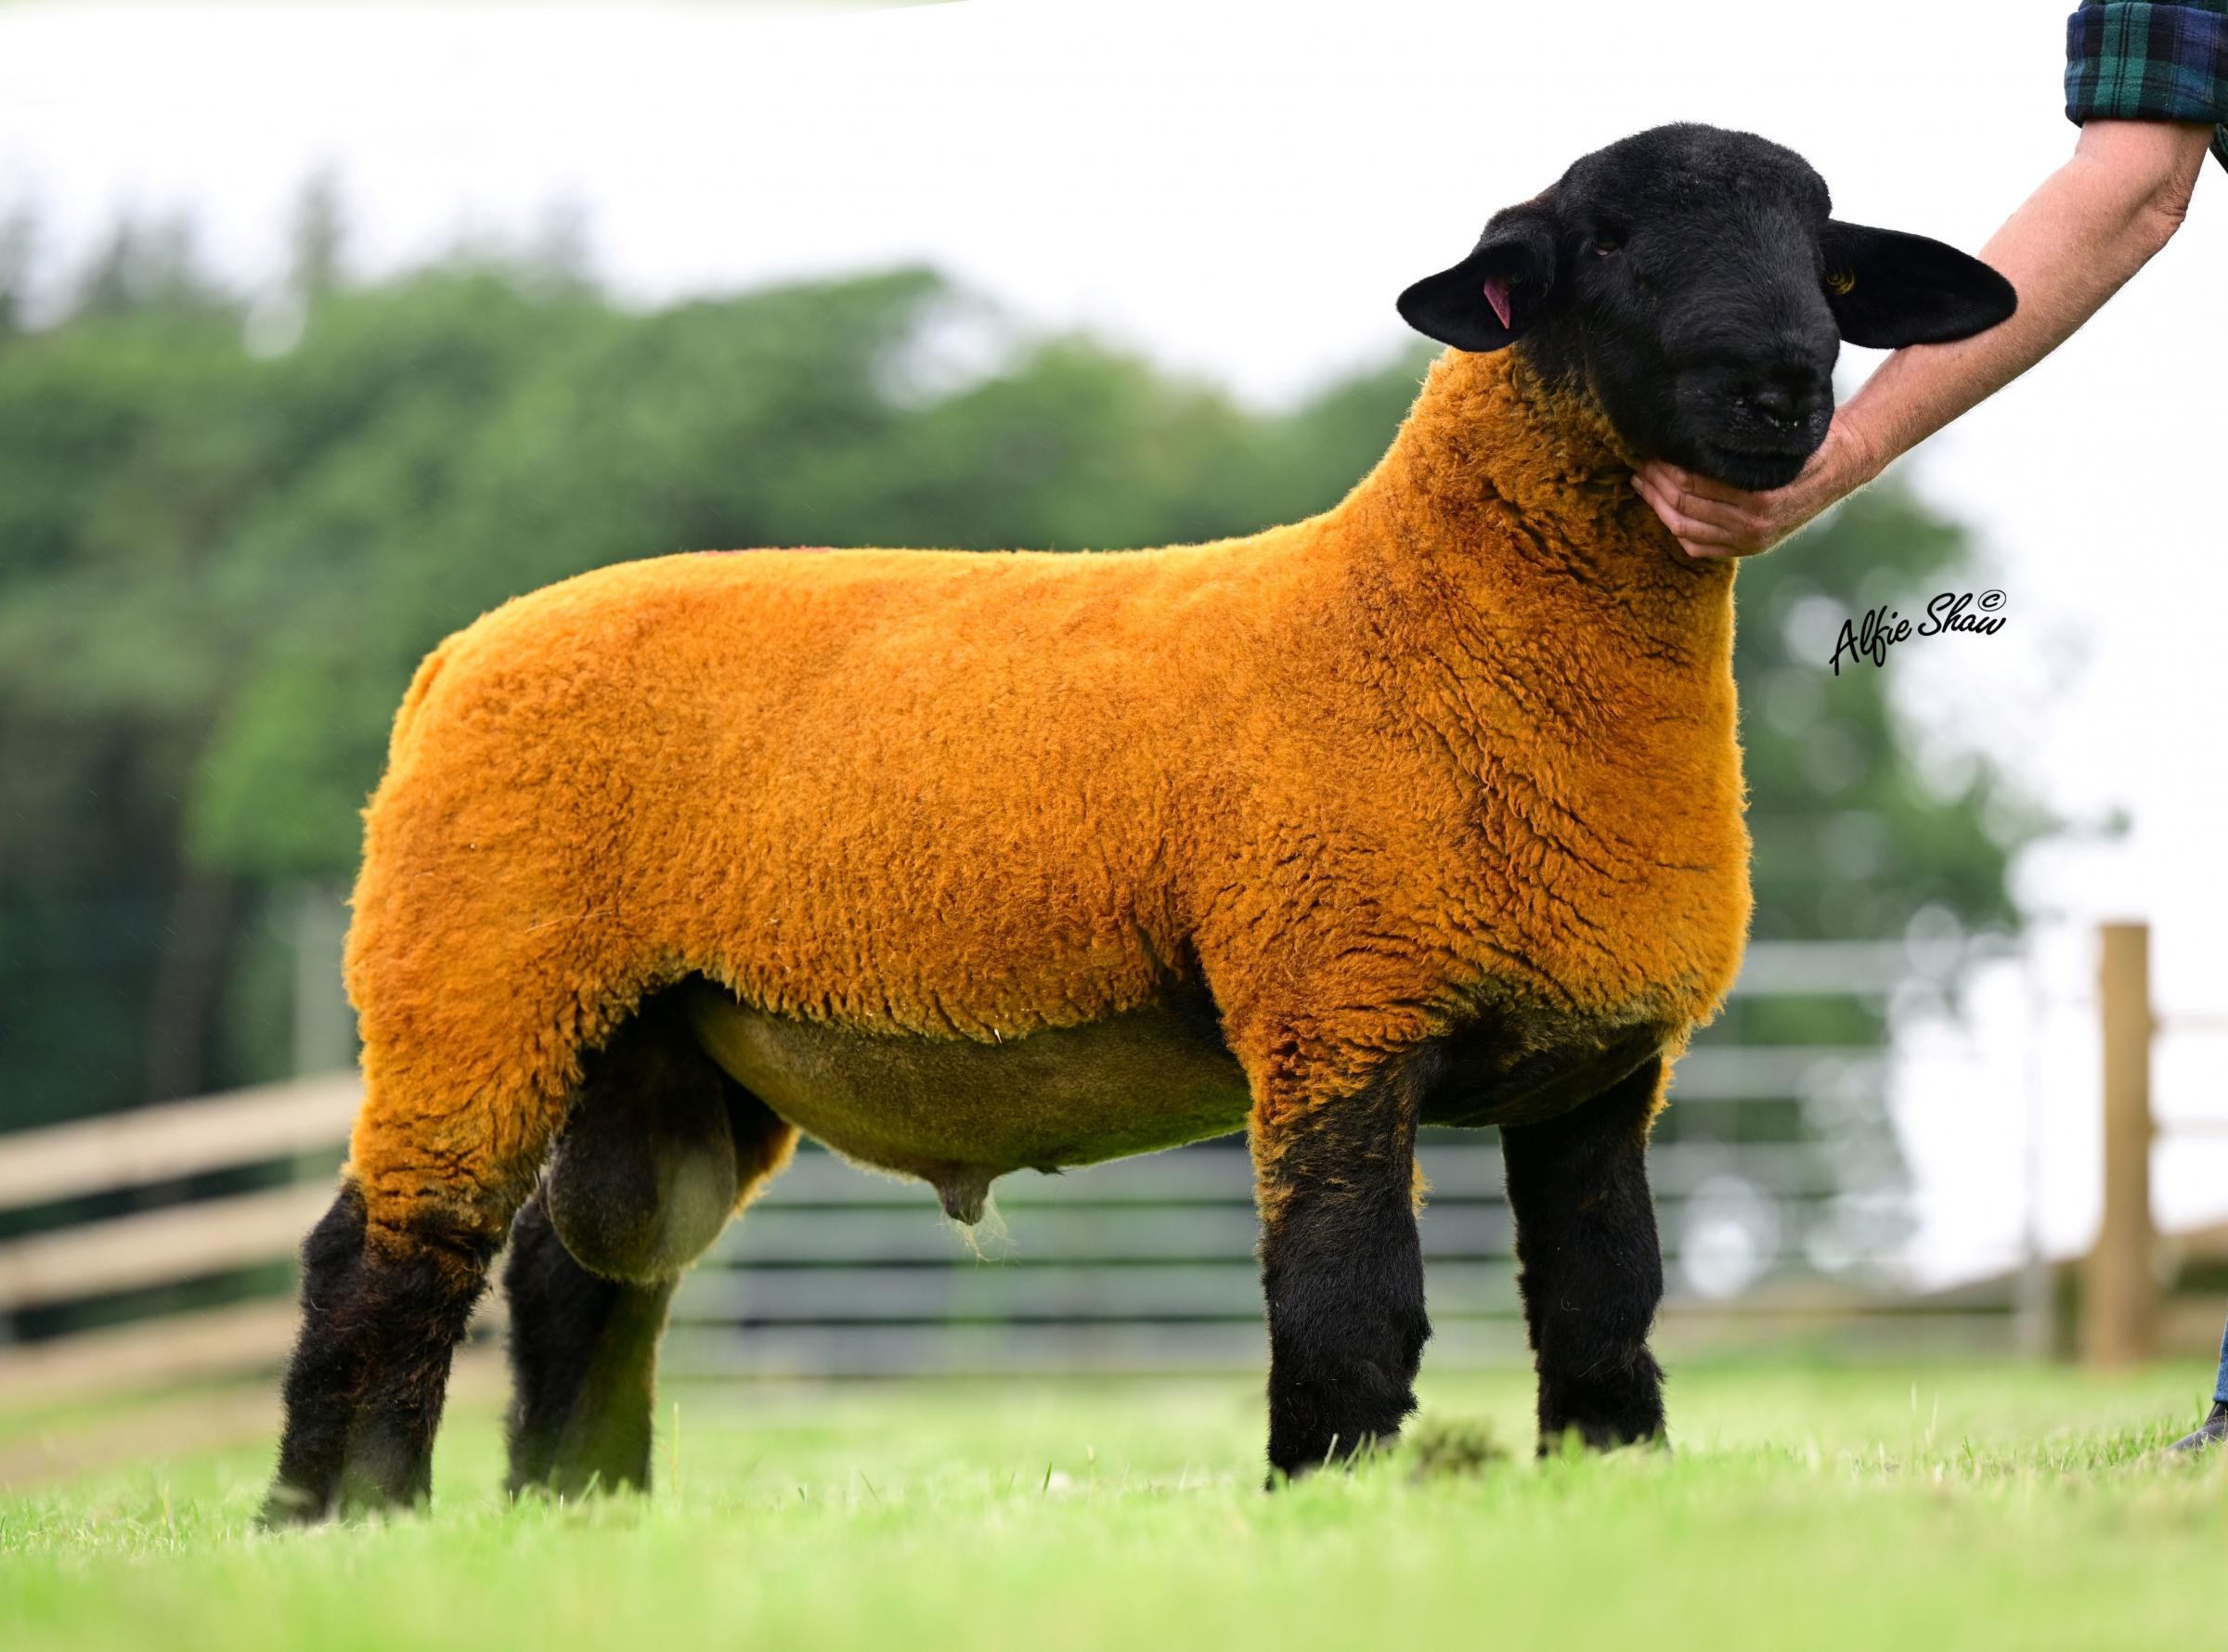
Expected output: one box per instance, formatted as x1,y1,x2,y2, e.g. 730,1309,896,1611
261,123,2014,1523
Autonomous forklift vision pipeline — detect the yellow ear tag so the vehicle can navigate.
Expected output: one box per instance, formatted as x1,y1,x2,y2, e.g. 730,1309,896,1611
1826,268,1857,295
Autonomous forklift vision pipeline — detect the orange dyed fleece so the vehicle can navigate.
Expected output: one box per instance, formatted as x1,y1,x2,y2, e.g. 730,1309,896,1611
342,346,1750,1235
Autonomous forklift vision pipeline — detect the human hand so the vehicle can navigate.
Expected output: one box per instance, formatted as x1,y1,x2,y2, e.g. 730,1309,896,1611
1631,417,1876,560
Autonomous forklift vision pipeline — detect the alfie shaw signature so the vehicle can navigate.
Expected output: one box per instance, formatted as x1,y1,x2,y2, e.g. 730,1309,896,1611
1830,589,2006,676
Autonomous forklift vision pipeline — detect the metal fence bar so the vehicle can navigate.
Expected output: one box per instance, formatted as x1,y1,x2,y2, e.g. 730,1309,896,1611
756,1140,1865,1207
1731,941,1953,995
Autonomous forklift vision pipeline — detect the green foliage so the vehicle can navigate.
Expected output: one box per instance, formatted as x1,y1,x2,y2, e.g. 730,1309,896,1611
0,223,2034,1129
1735,488,2042,945
1687,490,2043,1204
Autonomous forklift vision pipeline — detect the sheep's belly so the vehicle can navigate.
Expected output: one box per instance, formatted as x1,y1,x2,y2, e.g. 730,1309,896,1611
682,984,1252,1220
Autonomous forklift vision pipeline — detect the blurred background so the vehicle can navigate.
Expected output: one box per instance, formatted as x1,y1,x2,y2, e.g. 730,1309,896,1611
3,0,2225,1469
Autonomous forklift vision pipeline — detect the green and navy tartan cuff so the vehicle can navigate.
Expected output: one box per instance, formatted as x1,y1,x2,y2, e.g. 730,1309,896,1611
2066,1,2228,169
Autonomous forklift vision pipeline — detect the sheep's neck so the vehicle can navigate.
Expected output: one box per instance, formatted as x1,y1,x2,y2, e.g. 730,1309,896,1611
1347,346,1723,604
1328,343,1737,727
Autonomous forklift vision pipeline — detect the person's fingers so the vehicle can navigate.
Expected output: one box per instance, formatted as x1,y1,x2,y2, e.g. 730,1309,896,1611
1631,471,1742,557
1655,483,1757,535
1644,462,1755,509
1634,462,1780,535
1635,467,1793,558
1631,469,1738,540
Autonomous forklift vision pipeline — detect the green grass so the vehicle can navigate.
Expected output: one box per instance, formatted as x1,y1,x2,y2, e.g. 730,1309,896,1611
4,1362,2226,1651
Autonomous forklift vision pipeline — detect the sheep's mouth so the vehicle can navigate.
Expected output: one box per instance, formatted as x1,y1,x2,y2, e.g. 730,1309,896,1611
1692,436,1816,493
1668,381,1832,493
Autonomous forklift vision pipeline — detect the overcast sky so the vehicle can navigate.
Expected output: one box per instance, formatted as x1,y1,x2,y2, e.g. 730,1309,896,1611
6,0,2224,1281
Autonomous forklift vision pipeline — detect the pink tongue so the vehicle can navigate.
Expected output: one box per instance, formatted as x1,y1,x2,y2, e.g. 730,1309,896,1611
1483,276,1513,329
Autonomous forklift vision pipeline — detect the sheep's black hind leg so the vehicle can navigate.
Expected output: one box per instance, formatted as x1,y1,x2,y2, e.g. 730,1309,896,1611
265,1185,498,1524
1499,1055,1668,1453
503,998,798,1499
1250,1053,1431,1482
503,1194,678,1498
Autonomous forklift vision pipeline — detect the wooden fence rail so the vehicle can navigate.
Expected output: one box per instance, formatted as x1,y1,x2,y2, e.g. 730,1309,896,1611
0,1075,358,1211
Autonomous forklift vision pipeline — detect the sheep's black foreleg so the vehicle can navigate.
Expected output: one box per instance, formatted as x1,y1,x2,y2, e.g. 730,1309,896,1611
503,1193,679,1498
1499,1055,1667,1453
264,1183,497,1525
1251,1056,1431,1481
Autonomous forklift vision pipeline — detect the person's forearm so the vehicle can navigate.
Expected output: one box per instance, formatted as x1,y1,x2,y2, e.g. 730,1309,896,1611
1835,120,2212,484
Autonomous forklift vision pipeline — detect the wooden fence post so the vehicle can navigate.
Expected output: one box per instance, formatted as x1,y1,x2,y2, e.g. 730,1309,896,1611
2086,920,2156,1367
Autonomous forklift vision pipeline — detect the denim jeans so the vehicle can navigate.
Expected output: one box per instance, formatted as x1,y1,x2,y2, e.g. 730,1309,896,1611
2217,1314,2228,1406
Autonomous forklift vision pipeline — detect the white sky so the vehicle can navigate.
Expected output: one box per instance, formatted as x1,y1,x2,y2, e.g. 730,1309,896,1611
5,0,2225,1288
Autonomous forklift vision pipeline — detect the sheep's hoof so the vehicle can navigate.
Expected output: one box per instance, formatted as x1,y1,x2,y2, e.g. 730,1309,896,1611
258,1480,326,1529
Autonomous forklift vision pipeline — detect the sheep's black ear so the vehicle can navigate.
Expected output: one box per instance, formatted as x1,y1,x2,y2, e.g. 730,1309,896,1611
1397,205,1560,353
1819,220,2017,349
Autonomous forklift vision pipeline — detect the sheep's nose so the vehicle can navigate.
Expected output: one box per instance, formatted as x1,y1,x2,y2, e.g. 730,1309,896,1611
1739,373,1829,433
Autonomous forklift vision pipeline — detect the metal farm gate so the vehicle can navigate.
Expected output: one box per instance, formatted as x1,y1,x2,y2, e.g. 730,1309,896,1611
0,937,2026,1404
664,937,2010,1376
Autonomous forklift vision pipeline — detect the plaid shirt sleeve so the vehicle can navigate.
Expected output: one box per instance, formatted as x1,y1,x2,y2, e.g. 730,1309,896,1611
2066,1,2228,171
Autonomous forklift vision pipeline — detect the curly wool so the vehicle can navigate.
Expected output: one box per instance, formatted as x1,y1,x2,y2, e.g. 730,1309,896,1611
341,345,1750,1234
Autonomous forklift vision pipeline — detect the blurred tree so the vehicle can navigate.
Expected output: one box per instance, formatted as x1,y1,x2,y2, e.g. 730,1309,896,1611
0,205,34,340
1670,486,2047,1281
1735,488,2042,944
0,223,2040,1180
287,171,347,304
68,213,227,322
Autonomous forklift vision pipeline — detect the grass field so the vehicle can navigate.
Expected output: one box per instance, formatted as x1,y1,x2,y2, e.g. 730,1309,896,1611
3,1361,2225,1651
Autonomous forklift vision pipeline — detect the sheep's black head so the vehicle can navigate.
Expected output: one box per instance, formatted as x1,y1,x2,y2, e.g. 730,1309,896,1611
1397,123,2016,491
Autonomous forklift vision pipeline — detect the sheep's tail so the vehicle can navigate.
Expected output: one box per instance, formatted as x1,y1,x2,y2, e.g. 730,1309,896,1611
383,631,463,767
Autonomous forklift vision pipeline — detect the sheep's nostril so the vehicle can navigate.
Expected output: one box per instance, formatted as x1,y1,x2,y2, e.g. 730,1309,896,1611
1740,381,1825,435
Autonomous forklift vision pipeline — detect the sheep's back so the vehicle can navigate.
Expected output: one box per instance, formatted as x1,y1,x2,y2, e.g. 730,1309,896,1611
350,537,1290,1049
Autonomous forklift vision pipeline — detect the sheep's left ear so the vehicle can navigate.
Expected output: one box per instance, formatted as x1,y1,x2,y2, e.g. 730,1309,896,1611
1819,219,2017,349
1397,204,1560,353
